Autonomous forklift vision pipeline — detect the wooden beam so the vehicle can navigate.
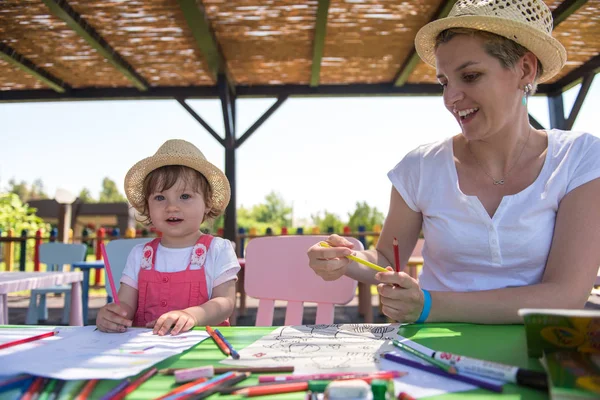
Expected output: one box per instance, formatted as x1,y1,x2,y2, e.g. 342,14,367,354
552,0,588,27
41,0,149,91
236,96,288,149
176,98,224,146
541,54,600,96
0,43,69,93
528,114,545,130
565,73,594,130
310,0,331,87
177,0,224,81
394,0,457,86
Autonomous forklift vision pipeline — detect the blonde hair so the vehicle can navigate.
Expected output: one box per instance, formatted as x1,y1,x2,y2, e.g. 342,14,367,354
435,28,543,94
138,165,221,225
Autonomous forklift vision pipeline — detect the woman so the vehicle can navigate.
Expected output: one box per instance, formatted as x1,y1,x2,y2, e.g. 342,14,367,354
307,0,600,324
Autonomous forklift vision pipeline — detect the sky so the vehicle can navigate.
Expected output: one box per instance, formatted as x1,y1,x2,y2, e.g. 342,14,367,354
1,78,599,225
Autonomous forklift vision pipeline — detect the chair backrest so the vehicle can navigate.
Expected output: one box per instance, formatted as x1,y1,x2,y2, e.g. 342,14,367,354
39,242,87,272
104,238,151,297
244,235,361,326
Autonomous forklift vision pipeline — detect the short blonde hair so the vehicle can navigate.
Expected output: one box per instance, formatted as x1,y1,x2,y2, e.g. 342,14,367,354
435,28,543,94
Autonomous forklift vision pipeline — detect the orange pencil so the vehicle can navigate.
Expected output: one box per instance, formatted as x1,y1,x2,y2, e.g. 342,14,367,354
153,377,209,400
233,381,310,397
21,377,44,400
205,326,231,357
393,237,400,273
74,379,98,400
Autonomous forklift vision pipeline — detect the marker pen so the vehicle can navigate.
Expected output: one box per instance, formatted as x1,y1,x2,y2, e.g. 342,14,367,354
432,351,547,390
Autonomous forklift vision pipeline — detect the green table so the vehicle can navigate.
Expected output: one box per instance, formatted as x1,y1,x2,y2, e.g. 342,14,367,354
6,324,548,399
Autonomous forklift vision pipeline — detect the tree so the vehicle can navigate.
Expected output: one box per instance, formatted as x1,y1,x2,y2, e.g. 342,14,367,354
29,179,48,200
0,193,49,235
7,179,29,201
78,188,96,203
99,177,126,203
347,201,384,232
311,210,344,233
250,192,292,227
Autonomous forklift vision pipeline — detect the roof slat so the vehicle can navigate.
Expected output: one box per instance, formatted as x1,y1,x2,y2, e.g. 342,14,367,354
310,0,331,87
41,0,149,91
552,0,589,27
394,0,457,87
0,43,69,93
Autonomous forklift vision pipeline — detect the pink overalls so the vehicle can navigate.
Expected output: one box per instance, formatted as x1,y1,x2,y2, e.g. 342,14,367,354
133,234,229,327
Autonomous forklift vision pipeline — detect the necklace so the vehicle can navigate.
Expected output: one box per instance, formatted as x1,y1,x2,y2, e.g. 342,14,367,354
467,129,531,185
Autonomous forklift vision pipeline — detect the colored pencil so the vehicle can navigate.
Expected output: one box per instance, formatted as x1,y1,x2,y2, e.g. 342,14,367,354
0,375,32,394
100,242,119,305
162,371,237,400
160,365,294,375
46,379,65,400
74,379,98,400
154,377,209,400
98,378,129,400
319,242,387,272
393,340,456,374
21,377,44,400
398,392,416,400
112,367,157,400
205,326,231,357
393,237,400,272
259,370,404,383
38,378,56,400
0,331,57,350
187,372,250,400
58,381,86,400
382,352,503,393
213,328,240,359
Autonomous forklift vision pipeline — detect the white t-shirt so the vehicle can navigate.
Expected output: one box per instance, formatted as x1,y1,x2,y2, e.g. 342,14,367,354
121,236,240,299
387,130,600,292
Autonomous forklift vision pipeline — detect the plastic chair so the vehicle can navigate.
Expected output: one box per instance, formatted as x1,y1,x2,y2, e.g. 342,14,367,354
244,235,361,326
26,243,87,325
104,238,151,299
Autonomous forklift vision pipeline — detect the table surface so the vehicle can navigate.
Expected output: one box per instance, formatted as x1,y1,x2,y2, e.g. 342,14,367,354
0,272,83,294
2,323,549,400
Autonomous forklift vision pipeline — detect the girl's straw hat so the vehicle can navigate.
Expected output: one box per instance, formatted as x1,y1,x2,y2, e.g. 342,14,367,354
415,0,566,82
124,139,231,213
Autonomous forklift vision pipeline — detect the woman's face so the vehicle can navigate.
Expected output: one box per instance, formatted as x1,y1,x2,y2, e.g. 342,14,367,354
435,34,523,141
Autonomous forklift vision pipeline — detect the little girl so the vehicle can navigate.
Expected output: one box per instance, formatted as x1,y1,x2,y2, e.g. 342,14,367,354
96,139,240,335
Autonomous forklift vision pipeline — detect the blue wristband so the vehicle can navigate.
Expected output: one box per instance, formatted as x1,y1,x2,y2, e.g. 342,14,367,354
416,289,431,323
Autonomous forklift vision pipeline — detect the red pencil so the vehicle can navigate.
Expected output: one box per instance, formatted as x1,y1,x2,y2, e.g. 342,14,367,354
21,377,44,400
233,381,309,397
0,330,56,350
74,379,98,400
205,326,231,357
393,237,400,273
154,377,209,400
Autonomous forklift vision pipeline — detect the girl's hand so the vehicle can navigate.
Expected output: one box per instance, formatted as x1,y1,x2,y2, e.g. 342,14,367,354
307,234,354,281
96,303,133,333
148,310,197,336
376,267,425,322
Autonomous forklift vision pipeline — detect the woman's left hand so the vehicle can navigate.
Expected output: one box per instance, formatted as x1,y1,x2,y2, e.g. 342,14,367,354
147,310,198,336
376,267,424,322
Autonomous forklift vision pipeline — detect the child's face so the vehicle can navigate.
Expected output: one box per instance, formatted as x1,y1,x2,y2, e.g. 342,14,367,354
147,175,208,247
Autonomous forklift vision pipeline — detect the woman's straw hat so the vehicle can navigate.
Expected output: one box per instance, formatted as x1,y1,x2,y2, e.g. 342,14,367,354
124,139,231,214
415,0,566,82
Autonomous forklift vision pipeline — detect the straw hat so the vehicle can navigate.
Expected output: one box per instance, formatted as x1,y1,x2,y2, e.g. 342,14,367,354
124,139,231,214
415,0,566,82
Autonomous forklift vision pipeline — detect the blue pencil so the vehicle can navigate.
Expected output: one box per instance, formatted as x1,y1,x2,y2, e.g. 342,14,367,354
213,329,240,359
382,352,503,393
98,378,130,400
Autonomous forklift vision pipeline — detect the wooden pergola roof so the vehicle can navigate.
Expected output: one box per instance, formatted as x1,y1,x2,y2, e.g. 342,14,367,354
0,0,598,100
1,0,598,241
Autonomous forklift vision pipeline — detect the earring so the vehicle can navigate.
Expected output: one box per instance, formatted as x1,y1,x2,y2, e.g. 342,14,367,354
522,83,532,106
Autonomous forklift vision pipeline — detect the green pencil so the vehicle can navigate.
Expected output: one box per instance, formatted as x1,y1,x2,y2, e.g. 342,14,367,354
392,340,457,374
38,378,56,400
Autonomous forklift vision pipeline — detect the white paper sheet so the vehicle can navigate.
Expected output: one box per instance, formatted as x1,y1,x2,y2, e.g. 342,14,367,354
0,326,209,380
220,324,504,399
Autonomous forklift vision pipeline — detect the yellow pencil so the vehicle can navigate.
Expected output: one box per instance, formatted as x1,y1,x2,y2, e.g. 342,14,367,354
319,242,387,272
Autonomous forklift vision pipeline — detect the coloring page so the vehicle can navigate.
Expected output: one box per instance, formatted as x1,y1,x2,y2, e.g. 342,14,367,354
0,326,209,380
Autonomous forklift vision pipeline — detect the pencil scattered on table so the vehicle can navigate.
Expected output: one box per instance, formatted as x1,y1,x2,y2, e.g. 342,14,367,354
213,328,240,359
0,330,57,350
319,241,387,272
205,326,231,358
112,367,157,400
100,242,119,305
393,340,457,374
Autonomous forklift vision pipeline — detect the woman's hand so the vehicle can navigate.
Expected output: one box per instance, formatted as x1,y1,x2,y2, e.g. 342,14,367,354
96,303,133,333
307,234,354,281
376,267,424,322
147,310,198,336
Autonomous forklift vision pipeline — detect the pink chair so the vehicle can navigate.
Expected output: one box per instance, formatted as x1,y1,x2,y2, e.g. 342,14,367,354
244,235,361,326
